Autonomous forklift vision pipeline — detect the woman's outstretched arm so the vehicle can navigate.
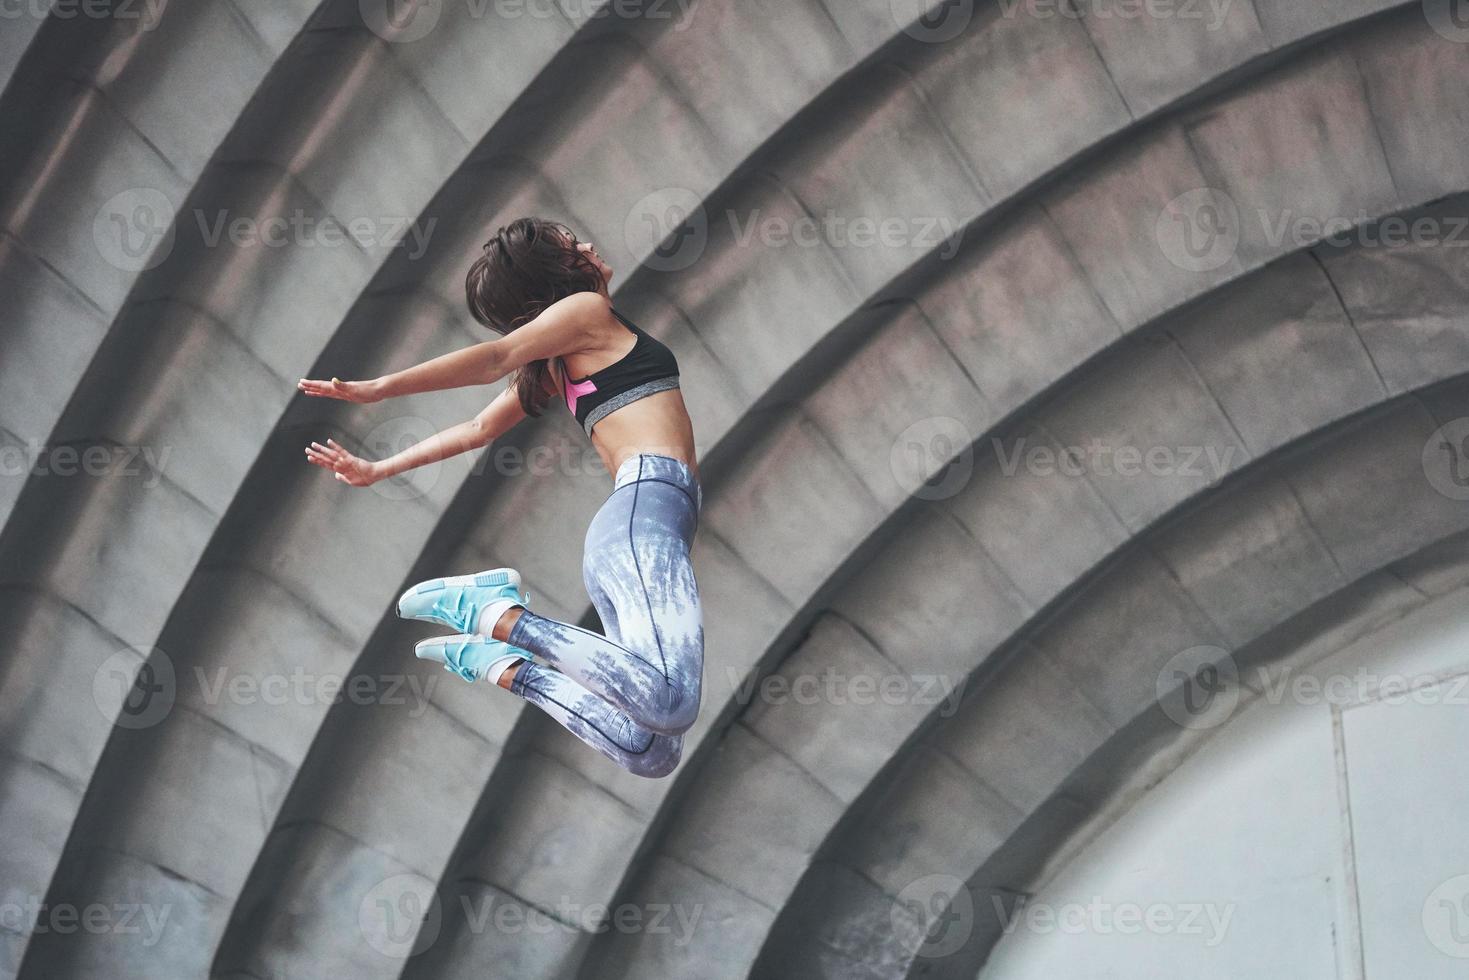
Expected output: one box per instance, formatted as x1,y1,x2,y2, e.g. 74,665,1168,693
297,290,606,402
303,385,527,486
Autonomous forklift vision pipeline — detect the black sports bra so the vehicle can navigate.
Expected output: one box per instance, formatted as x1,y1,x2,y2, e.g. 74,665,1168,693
557,308,680,435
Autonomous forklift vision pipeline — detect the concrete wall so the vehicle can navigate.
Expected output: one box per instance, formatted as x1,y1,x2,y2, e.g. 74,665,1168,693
1,1,1465,978
979,586,1469,980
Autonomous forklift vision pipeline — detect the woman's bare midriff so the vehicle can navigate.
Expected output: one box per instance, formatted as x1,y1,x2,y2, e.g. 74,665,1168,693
586,387,699,485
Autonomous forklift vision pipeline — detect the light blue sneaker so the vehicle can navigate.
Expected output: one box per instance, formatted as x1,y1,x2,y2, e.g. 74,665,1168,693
415,633,529,684
397,567,529,636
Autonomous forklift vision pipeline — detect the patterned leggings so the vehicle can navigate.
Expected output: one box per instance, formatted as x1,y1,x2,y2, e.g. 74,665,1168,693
504,453,703,778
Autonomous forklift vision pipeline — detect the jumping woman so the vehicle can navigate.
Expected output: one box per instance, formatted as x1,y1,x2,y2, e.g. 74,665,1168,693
299,217,702,779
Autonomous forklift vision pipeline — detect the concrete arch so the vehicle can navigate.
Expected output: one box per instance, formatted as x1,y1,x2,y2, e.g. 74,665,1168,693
564,17,1469,980
4,3,927,976
1,2,1462,979
599,188,1469,976
374,5,1453,978
751,379,1469,978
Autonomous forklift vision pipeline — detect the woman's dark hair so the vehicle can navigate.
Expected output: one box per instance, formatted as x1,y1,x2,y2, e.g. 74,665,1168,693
465,216,605,415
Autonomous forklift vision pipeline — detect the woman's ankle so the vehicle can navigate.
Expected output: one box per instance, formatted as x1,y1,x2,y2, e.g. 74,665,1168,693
491,605,524,642
495,657,525,689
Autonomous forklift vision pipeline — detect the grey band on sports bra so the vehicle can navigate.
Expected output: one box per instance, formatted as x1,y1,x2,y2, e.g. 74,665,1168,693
582,376,681,435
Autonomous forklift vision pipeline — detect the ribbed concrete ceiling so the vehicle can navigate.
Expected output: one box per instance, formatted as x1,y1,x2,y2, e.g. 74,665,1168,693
2,2,1466,978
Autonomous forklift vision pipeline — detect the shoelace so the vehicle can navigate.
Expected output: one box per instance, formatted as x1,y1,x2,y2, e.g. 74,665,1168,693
441,638,481,682
429,588,477,634
428,585,531,635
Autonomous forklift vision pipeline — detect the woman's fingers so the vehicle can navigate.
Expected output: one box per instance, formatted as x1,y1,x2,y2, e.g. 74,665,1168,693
305,441,346,469
298,378,352,399
305,438,371,487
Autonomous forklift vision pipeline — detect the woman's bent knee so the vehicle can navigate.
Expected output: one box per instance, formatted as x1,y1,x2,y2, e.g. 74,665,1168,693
626,737,682,779
640,685,700,736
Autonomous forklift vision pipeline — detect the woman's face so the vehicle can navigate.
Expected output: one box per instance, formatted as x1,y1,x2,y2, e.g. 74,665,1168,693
574,235,614,288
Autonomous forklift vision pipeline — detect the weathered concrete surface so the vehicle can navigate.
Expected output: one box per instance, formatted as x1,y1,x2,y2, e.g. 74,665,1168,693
1,2,1463,979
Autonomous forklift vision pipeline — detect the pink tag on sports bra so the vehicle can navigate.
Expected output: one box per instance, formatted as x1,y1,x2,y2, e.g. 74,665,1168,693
565,377,598,415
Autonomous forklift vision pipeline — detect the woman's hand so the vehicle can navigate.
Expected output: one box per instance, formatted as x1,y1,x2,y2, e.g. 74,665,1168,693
304,438,382,487
297,376,383,403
